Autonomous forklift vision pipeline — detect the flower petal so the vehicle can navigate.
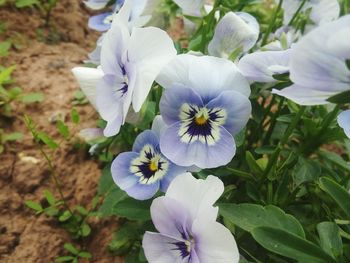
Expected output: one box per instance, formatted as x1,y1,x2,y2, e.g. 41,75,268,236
337,110,350,139
132,130,159,153
88,12,113,32
160,122,236,168
142,232,189,263
71,67,103,109
238,49,291,83
206,90,251,135
165,173,224,222
127,26,177,112
208,12,259,58
84,0,109,10
151,115,168,137
172,0,205,16
159,85,204,125
192,218,239,263
272,84,336,105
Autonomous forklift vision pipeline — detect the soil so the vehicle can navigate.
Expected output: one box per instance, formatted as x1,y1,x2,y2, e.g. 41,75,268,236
0,1,124,262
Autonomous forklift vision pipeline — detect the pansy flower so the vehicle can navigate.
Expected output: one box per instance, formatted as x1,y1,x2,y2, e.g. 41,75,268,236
338,110,350,139
142,172,239,263
73,11,176,136
208,12,259,59
111,116,186,200
157,54,251,169
272,15,350,105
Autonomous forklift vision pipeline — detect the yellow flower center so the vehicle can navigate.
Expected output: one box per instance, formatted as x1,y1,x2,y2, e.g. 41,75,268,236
194,108,210,125
149,156,160,172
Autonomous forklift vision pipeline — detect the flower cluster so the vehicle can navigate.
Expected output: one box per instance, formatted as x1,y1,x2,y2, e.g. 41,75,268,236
73,0,350,262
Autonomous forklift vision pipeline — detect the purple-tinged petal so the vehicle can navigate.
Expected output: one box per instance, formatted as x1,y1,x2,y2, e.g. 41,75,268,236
272,84,336,105
338,110,350,139
206,90,251,135
111,152,140,190
142,232,190,263
160,85,204,125
159,162,187,192
327,28,350,59
124,181,160,200
165,173,224,223
151,115,168,138
150,196,190,238
238,49,291,83
192,217,239,263
88,12,113,32
160,122,236,169
84,0,109,10
132,130,159,152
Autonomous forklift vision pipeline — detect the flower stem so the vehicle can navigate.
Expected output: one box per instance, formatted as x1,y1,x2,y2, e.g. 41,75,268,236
261,0,283,46
288,0,308,26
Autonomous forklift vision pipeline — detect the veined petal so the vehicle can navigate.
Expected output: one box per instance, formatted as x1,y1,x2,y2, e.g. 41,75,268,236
88,12,113,32
337,110,350,139
159,85,204,125
173,0,205,16
142,232,190,263
309,0,340,25
192,218,239,263
208,12,259,58
132,130,159,153
127,26,177,112
238,49,291,83
165,173,224,223
272,84,336,105
206,90,251,135
71,67,103,109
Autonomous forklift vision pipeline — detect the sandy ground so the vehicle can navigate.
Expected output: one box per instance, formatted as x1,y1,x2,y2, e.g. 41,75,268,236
0,1,123,262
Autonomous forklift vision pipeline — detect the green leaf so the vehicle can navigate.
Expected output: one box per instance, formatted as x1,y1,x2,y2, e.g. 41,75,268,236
252,227,336,263
71,108,80,124
55,256,75,262
98,187,127,217
75,205,88,216
78,251,92,259
112,198,152,221
319,177,350,217
317,222,343,258
2,132,23,142
219,203,305,237
21,92,44,103
293,158,321,186
319,151,350,172
59,210,72,222
63,243,79,255
327,89,350,104
0,41,11,57
25,200,43,212
98,165,114,195
81,223,91,237
15,0,39,8
44,190,56,206
37,132,58,149
56,120,69,139
245,151,264,176
0,65,15,84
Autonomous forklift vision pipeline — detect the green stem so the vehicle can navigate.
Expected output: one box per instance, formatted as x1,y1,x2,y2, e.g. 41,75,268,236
263,106,306,178
200,0,221,52
261,0,283,46
227,167,255,181
263,97,285,144
288,0,307,26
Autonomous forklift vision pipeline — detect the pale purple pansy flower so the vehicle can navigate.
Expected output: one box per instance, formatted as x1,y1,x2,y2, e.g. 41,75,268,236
280,0,340,26
142,172,240,263
208,12,259,59
337,110,350,139
111,116,187,200
238,49,291,83
157,54,251,169
272,15,350,105
73,12,176,136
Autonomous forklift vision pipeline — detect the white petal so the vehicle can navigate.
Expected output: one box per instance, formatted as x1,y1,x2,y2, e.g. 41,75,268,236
309,0,340,25
272,84,336,105
289,15,350,93
165,173,224,222
338,110,350,139
151,115,167,137
127,26,177,112
281,0,302,25
173,0,205,16
71,67,103,109
327,28,350,59
83,0,108,10
208,12,259,58
192,218,239,263
238,49,291,83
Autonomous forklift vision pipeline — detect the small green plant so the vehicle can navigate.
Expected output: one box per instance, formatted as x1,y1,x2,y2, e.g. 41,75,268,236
56,243,92,263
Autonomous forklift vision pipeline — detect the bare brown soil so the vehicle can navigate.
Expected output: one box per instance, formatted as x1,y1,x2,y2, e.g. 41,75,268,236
0,1,123,262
